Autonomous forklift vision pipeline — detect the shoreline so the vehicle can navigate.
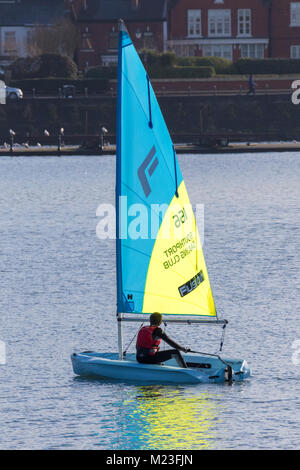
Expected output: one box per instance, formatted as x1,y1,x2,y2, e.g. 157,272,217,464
1,141,300,156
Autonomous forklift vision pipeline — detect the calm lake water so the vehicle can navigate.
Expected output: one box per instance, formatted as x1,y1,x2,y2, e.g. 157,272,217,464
0,152,299,450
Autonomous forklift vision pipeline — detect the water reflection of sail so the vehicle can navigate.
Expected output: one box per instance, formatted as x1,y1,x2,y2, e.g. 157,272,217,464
125,386,221,450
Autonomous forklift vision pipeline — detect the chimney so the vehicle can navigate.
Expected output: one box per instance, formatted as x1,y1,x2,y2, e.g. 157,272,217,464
131,0,140,10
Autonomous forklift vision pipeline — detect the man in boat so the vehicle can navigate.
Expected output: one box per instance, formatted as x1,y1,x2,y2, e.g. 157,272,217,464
136,312,190,368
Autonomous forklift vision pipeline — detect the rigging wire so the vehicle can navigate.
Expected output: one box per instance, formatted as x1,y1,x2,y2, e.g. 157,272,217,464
146,74,153,129
123,323,144,357
172,145,179,198
217,322,227,353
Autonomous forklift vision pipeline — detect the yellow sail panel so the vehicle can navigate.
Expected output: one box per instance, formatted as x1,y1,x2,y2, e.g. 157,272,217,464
142,181,216,316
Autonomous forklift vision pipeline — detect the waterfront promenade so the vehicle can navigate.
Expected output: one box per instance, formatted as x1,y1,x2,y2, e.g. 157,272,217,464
2,140,300,156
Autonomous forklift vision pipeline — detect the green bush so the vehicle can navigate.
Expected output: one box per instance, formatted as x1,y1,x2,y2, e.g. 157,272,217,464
177,56,235,74
139,49,177,67
139,49,161,66
139,51,222,71
11,54,78,79
85,64,214,80
236,58,300,74
159,51,177,67
148,66,215,79
85,66,117,80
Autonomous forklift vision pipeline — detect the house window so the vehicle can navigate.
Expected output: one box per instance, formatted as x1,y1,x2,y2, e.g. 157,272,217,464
238,9,251,36
203,44,232,61
4,31,17,54
143,32,154,49
208,10,231,36
291,45,300,57
187,10,201,37
172,44,197,57
81,32,93,51
240,44,264,59
291,2,300,26
108,31,118,50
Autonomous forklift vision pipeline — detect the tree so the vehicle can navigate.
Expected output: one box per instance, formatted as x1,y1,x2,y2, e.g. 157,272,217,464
27,18,79,59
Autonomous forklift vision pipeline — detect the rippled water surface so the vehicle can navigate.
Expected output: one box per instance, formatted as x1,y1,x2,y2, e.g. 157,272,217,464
0,153,299,450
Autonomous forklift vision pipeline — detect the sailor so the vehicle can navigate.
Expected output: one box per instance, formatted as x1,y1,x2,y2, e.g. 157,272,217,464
136,312,190,368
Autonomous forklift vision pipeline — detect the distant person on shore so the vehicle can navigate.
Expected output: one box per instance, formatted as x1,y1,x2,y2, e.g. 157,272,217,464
247,73,256,95
136,312,190,368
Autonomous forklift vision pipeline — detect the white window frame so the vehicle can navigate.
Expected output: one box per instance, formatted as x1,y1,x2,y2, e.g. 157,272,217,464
240,43,265,59
187,9,202,37
291,45,300,58
3,30,17,55
172,44,197,57
238,9,251,37
291,2,300,26
203,44,232,61
208,9,231,37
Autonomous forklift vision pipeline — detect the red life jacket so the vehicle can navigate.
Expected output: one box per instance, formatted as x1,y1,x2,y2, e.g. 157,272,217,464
136,326,161,356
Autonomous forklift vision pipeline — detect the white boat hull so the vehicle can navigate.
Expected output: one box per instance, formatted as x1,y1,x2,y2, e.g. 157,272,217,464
71,352,250,384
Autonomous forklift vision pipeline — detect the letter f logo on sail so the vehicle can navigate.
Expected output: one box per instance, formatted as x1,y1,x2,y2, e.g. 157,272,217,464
138,145,159,198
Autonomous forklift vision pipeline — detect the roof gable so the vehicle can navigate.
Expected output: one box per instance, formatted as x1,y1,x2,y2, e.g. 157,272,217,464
0,0,66,27
77,0,167,22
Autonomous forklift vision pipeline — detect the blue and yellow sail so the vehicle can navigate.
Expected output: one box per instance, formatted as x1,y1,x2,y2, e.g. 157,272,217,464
116,22,216,317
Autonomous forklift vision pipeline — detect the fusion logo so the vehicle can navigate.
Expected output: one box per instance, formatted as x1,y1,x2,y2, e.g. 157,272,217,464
178,270,205,297
138,145,159,198
0,80,5,105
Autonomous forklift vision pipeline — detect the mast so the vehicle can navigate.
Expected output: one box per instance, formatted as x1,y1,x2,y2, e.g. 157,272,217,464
116,20,126,359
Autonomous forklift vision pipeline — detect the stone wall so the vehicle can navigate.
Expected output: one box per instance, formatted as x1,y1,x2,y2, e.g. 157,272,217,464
1,93,299,142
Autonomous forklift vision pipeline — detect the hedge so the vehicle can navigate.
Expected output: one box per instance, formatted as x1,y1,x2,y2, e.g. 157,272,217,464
236,58,300,74
177,56,235,74
85,65,215,80
147,66,215,79
8,78,110,95
85,66,117,80
139,49,177,67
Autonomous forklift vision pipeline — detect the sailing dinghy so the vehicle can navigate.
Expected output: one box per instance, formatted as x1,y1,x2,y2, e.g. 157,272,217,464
71,21,250,384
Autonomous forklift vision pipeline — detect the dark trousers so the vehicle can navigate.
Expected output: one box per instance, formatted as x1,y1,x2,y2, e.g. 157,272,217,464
247,86,256,95
136,348,187,367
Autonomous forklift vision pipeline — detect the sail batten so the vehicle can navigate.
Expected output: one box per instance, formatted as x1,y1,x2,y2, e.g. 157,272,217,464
116,27,216,318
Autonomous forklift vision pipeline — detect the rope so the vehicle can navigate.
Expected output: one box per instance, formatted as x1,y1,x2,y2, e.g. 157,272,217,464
146,75,153,129
218,322,227,353
123,323,144,357
172,145,179,198
123,319,227,359
189,349,231,369
163,321,168,350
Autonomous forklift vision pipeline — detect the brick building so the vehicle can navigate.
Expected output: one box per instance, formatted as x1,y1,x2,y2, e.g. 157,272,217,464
68,0,167,70
168,0,300,62
167,0,270,61
2,0,300,70
271,1,300,59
